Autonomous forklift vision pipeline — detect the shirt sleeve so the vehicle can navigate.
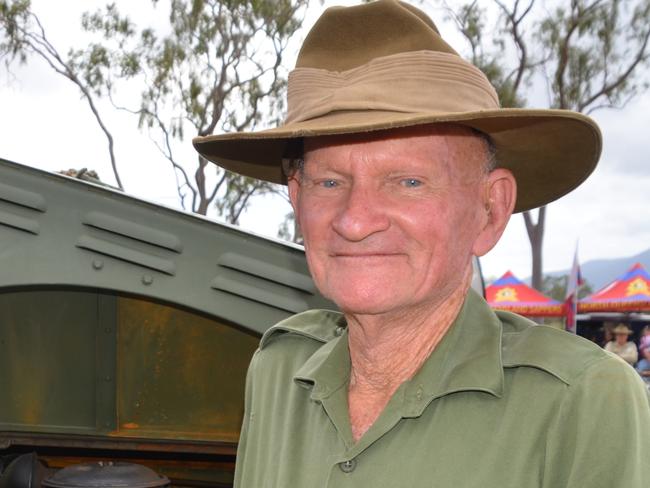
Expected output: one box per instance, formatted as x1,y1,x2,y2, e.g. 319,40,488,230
233,349,259,488
542,355,650,487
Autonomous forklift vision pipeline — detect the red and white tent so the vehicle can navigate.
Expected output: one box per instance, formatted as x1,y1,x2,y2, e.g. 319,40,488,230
579,263,650,313
486,271,564,317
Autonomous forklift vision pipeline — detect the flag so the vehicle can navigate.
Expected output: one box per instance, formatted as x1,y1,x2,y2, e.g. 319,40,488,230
564,246,583,333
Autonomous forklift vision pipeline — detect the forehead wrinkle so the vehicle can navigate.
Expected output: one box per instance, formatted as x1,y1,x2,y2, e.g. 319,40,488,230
304,143,377,177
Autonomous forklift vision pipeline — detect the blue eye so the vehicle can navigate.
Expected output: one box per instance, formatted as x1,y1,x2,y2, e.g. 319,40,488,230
321,179,338,188
401,178,422,188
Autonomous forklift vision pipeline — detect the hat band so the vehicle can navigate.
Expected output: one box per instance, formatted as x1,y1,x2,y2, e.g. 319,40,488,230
286,50,500,124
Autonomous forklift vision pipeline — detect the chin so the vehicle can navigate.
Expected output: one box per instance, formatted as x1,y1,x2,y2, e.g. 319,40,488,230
326,290,404,316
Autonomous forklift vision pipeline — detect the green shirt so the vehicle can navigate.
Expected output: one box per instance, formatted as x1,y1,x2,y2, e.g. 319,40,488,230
235,290,650,487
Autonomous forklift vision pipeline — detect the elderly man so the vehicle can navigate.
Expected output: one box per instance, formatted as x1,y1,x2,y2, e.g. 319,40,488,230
194,1,650,486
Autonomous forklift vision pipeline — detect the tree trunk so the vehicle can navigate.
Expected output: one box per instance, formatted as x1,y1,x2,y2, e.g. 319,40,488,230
523,206,546,291
196,198,209,216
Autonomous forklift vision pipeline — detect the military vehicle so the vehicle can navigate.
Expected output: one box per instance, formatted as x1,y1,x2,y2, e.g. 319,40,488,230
0,157,484,487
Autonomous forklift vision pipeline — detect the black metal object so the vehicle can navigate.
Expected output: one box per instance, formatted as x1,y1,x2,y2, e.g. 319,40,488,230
43,461,169,488
0,452,46,488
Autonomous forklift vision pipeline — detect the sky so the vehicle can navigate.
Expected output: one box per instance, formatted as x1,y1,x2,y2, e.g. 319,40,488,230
1,0,649,282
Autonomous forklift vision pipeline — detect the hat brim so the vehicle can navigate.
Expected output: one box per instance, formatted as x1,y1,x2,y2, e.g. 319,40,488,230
193,108,601,213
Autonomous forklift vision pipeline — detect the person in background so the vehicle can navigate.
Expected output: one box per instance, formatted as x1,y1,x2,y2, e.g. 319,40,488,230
604,323,638,366
600,323,614,348
639,325,650,352
636,346,650,386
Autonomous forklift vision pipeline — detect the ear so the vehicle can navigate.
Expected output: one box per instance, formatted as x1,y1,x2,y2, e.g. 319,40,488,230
472,168,517,257
287,176,301,221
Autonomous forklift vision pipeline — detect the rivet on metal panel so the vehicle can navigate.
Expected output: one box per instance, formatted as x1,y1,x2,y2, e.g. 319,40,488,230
142,275,154,285
92,259,104,270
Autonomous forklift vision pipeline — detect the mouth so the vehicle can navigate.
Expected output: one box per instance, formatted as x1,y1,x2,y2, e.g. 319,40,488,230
330,252,404,259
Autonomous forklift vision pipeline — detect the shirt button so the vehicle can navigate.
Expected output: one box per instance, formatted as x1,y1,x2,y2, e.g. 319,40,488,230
334,326,345,337
339,458,357,473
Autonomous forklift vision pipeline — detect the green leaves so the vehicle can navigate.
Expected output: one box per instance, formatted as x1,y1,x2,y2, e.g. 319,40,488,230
444,0,650,112
70,0,309,218
535,0,650,111
0,0,33,63
1,0,310,216
81,3,135,39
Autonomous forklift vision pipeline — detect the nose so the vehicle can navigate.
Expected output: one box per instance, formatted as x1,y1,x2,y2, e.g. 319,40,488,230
331,183,390,241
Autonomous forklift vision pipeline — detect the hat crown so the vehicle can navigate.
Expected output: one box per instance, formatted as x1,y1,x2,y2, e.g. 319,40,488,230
613,323,632,334
296,0,457,71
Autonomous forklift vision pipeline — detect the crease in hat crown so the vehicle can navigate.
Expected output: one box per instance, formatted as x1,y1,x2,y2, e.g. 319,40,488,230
287,51,500,124
192,0,602,213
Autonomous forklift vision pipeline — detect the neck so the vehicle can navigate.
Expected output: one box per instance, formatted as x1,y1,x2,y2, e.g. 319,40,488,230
345,266,472,441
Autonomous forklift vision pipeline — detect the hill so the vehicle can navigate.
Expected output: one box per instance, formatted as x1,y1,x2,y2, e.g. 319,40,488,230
546,248,650,291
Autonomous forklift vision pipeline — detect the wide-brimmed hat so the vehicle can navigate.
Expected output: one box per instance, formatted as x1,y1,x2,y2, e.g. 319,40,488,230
193,0,601,212
612,323,633,335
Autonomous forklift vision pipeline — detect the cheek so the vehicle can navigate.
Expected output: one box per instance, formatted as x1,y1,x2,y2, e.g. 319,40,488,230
296,198,337,277
409,195,483,265
297,197,333,242
451,190,485,237
404,196,476,243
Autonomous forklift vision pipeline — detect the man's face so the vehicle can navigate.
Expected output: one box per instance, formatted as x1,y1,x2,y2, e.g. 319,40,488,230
289,124,504,316
615,333,629,345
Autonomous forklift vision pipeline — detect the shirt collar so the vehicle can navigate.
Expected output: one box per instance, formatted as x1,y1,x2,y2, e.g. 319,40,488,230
294,289,505,411
294,327,350,399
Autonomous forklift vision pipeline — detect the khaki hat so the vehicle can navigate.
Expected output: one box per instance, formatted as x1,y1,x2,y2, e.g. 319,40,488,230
612,323,633,335
193,0,601,213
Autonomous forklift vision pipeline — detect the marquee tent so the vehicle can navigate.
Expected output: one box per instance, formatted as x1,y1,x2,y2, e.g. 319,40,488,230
486,271,564,317
579,262,650,313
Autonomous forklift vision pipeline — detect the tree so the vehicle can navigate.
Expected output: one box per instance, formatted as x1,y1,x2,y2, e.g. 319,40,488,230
1,0,310,224
443,0,650,290
278,210,303,244
542,273,592,301
0,0,124,189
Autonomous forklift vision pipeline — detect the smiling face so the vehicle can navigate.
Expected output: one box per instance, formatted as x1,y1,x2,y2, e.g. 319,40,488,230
288,124,516,317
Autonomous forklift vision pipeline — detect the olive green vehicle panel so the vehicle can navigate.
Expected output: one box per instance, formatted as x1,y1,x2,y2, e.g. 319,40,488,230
0,157,334,335
115,296,258,443
0,290,258,445
0,157,336,486
0,290,102,433
0,157,332,442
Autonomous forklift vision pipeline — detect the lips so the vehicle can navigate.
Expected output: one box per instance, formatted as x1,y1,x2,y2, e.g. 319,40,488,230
329,252,405,259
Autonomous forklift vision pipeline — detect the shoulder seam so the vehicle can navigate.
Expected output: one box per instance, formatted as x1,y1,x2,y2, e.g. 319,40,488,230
502,327,611,386
259,309,344,349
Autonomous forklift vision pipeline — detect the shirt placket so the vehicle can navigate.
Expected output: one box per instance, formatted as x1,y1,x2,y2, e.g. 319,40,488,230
320,382,412,487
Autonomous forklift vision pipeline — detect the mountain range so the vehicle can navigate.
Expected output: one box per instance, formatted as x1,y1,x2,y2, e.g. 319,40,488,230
545,247,650,292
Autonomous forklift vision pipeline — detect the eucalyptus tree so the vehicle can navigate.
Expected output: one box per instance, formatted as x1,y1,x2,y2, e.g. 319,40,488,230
1,0,310,222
